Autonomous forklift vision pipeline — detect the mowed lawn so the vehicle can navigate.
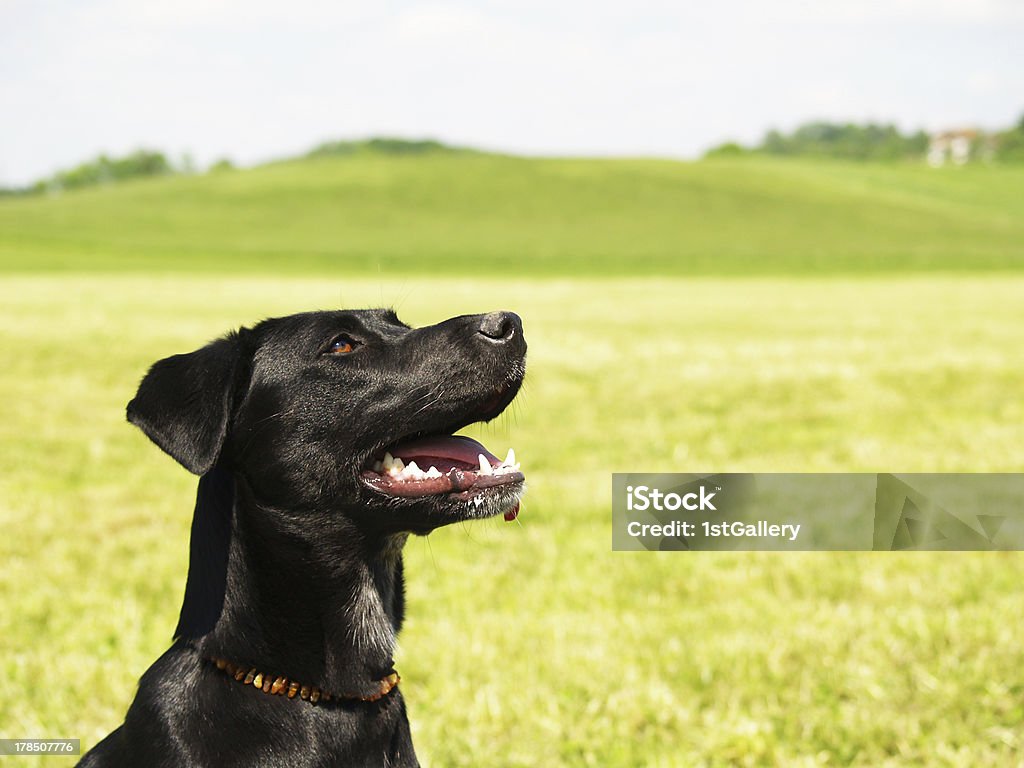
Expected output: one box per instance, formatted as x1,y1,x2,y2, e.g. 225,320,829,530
1,275,1022,767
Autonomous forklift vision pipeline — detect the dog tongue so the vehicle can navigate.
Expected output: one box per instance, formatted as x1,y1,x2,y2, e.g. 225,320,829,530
389,435,501,465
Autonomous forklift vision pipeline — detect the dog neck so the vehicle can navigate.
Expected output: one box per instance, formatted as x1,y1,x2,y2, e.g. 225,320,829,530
178,468,407,700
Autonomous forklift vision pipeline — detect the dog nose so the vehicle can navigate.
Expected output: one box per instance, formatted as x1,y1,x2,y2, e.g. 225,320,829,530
477,311,521,342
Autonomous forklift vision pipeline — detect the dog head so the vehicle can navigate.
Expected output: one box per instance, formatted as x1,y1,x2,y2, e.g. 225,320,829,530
127,309,526,535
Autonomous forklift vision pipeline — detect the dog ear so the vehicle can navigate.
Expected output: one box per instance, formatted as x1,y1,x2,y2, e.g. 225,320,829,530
127,332,248,475
175,465,235,639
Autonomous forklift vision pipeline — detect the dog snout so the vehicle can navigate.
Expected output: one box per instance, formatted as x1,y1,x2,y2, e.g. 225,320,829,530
477,311,521,344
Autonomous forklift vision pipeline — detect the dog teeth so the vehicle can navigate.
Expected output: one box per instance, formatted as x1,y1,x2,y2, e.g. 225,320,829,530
380,448,521,481
490,447,521,475
403,460,425,480
391,460,439,482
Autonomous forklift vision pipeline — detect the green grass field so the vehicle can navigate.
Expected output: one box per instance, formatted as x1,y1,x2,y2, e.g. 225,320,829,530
1,154,1023,767
2,154,1023,275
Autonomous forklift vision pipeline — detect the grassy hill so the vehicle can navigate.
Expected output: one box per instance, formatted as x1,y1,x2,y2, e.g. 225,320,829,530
1,152,1023,274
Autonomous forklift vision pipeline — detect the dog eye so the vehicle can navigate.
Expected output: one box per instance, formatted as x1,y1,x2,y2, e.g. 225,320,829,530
326,334,360,355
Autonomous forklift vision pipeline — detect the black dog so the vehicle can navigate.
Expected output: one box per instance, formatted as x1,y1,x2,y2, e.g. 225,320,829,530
78,309,526,767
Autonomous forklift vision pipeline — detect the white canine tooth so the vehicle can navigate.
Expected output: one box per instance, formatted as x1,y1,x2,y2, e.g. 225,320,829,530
425,466,442,478
373,461,384,472
383,452,395,470
478,454,493,476
504,448,516,467
390,457,405,475
405,461,422,479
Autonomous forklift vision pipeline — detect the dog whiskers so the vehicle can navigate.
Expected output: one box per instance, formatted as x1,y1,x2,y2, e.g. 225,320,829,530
411,390,446,417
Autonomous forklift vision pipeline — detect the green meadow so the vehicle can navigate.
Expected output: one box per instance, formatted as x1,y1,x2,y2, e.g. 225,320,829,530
1,153,1023,767
2,154,1024,275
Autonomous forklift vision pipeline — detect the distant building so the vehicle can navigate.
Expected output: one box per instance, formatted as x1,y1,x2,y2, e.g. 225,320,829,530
928,129,976,166
927,128,994,166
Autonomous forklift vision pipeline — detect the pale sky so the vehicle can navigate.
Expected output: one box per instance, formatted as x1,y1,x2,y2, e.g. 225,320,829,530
2,0,1023,185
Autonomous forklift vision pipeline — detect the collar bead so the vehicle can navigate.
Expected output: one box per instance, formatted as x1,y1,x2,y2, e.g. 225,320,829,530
211,657,399,703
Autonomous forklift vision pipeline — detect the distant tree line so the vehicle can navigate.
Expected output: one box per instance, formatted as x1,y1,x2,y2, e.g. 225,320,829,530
39,149,174,192
994,115,1024,163
0,149,181,197
5,123,1023,199
0,137,460,197
767,122,928,160
706,112,1024,163
706,122,928,161
306,137,457,158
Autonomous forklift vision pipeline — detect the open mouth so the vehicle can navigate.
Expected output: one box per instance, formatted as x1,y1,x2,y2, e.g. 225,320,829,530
361,435,524,520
